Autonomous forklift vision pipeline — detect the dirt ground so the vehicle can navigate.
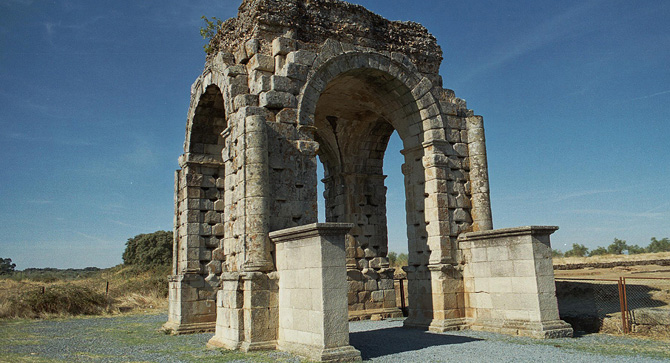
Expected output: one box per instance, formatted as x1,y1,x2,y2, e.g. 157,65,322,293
553,253,670,337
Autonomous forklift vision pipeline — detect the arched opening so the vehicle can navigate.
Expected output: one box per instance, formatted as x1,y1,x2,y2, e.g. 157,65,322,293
311,67,428,321
187,84,227,162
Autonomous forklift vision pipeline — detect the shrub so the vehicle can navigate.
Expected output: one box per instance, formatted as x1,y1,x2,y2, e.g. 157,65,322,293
200,16,223,54
588,246,608,257
0,258,16,275
564,243,589,257
647,237,670,253
607,238,628,255
122,231,173,266
551,249,564,258
627,244,646,254
3,284,109,318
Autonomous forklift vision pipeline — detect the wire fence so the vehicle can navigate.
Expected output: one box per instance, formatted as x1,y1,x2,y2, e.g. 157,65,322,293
555,276,670,334
0,281,112,297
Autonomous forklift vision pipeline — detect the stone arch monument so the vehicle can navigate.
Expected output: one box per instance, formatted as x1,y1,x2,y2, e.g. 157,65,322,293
164,0,572,361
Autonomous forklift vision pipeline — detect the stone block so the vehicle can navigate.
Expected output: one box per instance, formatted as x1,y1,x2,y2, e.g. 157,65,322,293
280,62,309,81
272,37,296,56
259,90,297,109
371,290,384,302
271,75,299,94
246,54,275,73
234,94,258,110
244,39,260,58
276,108,297,124
287,50,317,65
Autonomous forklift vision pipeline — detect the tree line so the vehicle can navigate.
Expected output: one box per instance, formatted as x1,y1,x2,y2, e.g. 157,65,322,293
554,237,670,258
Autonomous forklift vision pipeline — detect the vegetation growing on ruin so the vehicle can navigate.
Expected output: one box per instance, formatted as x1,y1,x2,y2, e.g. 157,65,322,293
200,16,223,54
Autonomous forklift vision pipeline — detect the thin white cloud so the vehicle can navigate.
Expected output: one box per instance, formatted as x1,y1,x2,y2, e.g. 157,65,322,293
565,209,665,219
631,89,670,101
109,219,135,228
73,231,111,244
26,199,53,205
0,131,95,147
458,1,601,83
0,0,34,7
550,188,620,202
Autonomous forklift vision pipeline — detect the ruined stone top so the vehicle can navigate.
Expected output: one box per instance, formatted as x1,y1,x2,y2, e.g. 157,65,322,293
210,0,443,74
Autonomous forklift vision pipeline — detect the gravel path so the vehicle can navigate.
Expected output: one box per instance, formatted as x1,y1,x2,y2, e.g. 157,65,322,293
1,313,668,362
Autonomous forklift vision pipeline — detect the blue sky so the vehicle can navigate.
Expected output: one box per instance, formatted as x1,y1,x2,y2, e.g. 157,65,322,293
1,0,668,269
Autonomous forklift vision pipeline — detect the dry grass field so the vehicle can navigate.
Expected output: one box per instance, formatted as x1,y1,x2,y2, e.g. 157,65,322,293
0,265,169,319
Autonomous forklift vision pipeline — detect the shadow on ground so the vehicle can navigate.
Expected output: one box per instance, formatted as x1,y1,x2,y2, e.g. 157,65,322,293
349,327,481,360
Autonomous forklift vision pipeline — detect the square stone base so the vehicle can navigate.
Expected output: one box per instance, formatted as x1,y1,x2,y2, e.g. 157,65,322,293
469,318,573,338
162,321,215,335
278,341,361,363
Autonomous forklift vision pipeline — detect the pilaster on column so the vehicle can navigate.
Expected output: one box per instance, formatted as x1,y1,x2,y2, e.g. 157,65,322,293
466,116,493,231
240,271,279,351
243,115,274,272
427,263,466,332
271,223,361,362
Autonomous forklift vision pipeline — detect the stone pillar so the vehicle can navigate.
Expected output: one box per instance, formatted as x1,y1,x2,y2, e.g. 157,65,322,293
459,226,573,338
466,116,493,231
240,271,279,351
164,156,222,334
164,273,216,334
427,264,466,332
243,115,273,272
271,223,361,362
208,273,244,349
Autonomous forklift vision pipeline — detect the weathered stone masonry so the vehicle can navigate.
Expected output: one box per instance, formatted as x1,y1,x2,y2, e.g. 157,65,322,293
165,0,572,360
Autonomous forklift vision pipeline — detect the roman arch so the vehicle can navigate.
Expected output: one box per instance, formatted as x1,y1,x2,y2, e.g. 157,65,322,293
164,0,572,361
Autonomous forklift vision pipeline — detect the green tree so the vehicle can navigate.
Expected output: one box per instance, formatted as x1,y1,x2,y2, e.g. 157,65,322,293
0,258,16,275
551,249,564,258
564,243,589,257
122,231,173,266
588,246,608,257
387,251,398,266
627,244,646,254
200,16,223,54
647,237,670,253
607,238,628,255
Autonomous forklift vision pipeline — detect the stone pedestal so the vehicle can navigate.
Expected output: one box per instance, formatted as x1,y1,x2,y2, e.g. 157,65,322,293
271,223,361,362
207,272,278,351
459,226,573,338
163,274,216,334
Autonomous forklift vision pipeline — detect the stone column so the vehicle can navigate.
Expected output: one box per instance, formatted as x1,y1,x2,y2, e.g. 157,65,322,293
466,116,493,231
243,115,274,272
271,223,361,362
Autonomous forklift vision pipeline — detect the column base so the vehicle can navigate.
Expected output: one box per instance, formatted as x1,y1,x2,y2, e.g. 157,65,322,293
469,319,574,338
428,318,467,333
279,341,361,363
348,307,403,321
240,340,278,352
162,321,216,335
206,334,241,351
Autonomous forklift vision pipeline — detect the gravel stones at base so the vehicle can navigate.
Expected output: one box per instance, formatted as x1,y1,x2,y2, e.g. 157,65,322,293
350,319,670,362
1,314,669,362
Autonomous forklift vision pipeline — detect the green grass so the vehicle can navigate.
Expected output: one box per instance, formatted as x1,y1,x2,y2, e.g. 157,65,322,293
0,312,308,362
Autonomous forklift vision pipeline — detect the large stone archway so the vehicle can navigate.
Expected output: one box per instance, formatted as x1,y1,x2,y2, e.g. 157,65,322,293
166,0,572,361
